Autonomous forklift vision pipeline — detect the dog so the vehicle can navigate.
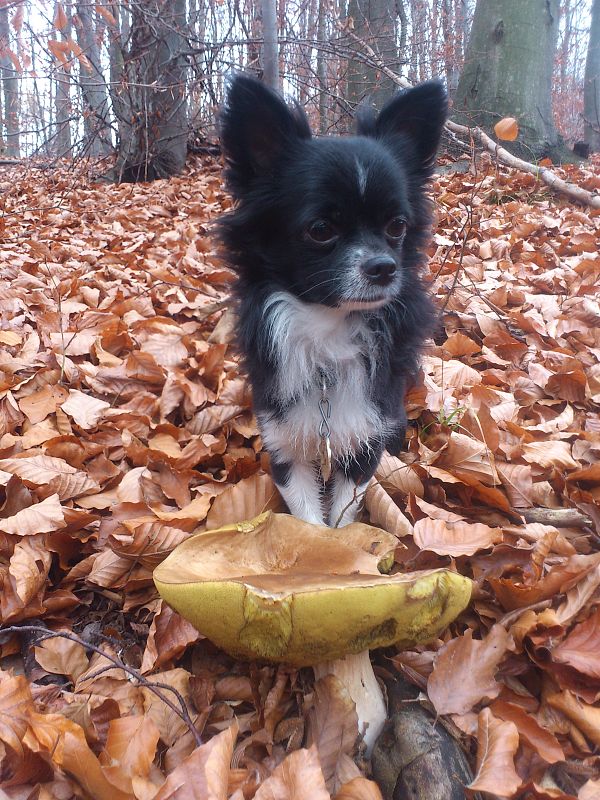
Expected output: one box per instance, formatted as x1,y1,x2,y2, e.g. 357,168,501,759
219,74,447,526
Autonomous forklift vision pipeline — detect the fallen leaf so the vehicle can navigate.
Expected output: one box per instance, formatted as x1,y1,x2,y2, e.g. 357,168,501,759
334,777,384,800
364,479,412,537
494,117,519,141
552,607,600,678
25,712,132,800
206,472,281,529
467,708,521,796
548,690,600,747
0,494,65,535
153,721,238,800
413,517,502,556
35,637,89,682
253,746,330,800
427,625,511,715
61,389,110,429
306,675,358,793
0,455,98,500
489,699,564,763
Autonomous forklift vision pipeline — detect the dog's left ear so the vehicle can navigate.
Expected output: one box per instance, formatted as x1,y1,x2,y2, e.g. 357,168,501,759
358,80,447,171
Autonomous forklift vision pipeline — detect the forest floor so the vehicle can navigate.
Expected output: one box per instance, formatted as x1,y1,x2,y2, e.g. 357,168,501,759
0,151,599,799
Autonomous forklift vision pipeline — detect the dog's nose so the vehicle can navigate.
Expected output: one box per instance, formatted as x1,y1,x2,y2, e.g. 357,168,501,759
361,256,397,285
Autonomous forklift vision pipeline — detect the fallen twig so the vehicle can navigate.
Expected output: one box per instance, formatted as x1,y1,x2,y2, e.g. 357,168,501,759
1,624,203,747
521,507,593,529
446,120,600,209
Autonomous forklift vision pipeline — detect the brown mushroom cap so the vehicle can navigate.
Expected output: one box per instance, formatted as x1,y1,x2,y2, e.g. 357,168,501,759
153,511,472,666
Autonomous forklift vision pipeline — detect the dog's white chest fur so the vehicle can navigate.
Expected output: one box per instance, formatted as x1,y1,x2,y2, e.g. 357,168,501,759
258,291,385,462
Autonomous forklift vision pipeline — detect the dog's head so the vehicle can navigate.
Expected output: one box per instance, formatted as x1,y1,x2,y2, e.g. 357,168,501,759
219,75,447,309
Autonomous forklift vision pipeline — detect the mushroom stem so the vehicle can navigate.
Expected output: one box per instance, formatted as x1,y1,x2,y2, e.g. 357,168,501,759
313,650,387,756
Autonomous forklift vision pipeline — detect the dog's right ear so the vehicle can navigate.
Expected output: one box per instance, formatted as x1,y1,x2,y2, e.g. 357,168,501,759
220,74,311,195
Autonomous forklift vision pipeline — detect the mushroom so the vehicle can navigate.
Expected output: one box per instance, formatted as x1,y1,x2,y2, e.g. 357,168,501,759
153,511,471,755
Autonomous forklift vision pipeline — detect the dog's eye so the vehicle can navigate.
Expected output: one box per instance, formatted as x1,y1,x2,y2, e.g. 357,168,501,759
306,220,338,244
385,217,407,240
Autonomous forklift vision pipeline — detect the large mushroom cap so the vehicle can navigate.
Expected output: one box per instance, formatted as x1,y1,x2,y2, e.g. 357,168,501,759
153,511,472,666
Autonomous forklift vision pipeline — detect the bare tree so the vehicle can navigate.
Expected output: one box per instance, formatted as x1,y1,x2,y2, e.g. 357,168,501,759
114,0,191,181
0,4,20,158
453,0,563,159
584,0,600,152
262,0,279,89
73,2,112,155
347,0,399,109
54,1,72,157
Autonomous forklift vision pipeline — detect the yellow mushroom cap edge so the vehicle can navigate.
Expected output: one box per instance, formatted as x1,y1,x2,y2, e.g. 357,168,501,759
153,512,472,666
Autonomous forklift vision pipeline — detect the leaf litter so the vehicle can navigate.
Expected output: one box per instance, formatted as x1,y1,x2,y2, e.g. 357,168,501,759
0,153,599,798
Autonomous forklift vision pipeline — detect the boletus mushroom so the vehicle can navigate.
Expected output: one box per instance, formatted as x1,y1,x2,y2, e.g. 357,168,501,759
153,511,471,755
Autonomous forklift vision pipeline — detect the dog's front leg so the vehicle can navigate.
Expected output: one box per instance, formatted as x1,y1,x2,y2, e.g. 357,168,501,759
271,459,325,526
329,440,384,527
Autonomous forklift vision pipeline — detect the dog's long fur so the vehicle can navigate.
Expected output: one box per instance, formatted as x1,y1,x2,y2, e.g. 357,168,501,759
219,75,447,525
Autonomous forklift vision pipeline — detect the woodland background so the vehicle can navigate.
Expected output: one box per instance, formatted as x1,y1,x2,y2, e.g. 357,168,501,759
0,0,599,174
1,1,600,799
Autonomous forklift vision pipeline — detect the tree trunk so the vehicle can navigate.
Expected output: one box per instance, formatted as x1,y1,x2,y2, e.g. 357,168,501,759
114,0,189,182
74,2,112,156
317,0,327,132
107,3,127,149
584,0,600,152
441,0,458,95
453,0,562,160
54,1,72,157
396,0,408,79
346,0,398,110
0,6,20,158
262,0,279,90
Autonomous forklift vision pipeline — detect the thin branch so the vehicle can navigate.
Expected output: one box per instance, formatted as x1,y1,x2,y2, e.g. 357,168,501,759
2,624,203,747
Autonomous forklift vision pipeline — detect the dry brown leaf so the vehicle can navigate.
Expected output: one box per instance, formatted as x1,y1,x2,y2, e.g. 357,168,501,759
306,675,358,794
552,607,600,678
580,780,600,800
101,715,161,792
334,777,383,800
35,637,89,682
61,389,110,429
467,708,521,796
556,564,600,624
364,479,412,537
521,440,578,471
489,700,564,764
142,669,192,747
53,2,68,29
0,494,65,535
153,721,237,800
547,691,600,747
253,746,330,800
413,516,502,556
427,625,511,715
0,674,34,757
25,711,132,800
18,384,69,424
0,455,98,500
141,601,200,673
206,472,282,529
95,3,118,26
494,117,519,141
152,495,213,523
8,538,52,607
374,452,424,497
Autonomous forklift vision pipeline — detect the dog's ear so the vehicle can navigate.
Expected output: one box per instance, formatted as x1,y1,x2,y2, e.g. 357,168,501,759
220,74,311,194
357,80,447,171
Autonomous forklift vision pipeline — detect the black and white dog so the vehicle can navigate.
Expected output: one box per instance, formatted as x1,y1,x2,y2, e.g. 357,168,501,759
219,75,446,526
